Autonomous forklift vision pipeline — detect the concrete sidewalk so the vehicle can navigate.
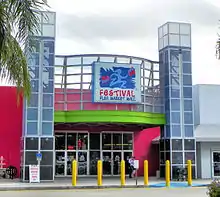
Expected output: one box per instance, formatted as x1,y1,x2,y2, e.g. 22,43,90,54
0,177,212,191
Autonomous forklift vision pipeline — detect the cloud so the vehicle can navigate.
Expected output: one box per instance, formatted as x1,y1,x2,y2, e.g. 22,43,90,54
48,0,220,84
54,0,220,42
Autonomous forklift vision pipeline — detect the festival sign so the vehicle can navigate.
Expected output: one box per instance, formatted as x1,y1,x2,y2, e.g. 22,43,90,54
92,62,141,104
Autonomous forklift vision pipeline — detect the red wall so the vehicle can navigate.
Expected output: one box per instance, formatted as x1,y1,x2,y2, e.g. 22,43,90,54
0,86,22,177
0,86,160,178
134,127,160,176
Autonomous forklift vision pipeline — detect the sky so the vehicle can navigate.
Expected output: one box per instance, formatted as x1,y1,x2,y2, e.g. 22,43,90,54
47,0,220,85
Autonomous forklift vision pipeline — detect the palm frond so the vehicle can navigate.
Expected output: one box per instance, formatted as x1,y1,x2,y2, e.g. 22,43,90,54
0,32,31,104
0,0,49,103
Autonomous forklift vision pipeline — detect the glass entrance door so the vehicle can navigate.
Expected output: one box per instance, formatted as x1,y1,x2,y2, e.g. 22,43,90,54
212,152,220,177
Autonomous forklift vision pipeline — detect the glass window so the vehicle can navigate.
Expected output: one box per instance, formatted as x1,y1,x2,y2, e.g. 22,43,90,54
172,152,183,164
40,166,53,181
55,133,65,150
180,35,191,47
184,139,195,150
170,66,179,74
169,23,180,34
180,24,190,34
183,75,192,86
113,133,122,150
184,100,193,111
171,125,181,137
182,51,191,62
184,112,193,124
25,151,38,165
28,53,40,66
78,133,88,150
171,74,179,86
123,133,133,150
183,63,191,74
67,133,76,150
31,80,39,93
41,138,53,150
170,87,180,98
42,109,53,121
27,108,38,121
102,133,112,150
171,99,180,111
27,122,38,135
30,39,40,53
29,93,38,107
185,152,195,164
172,139,183,150
43,67,54,80
89,133,100,150
169,34,180,46
41,151,53,165
43,54,54,67
183,87,192,98
25,137,38,150
43,81,54,93
171,112,180,124
29,66,39,80
184,125,194,137
43,94,53,107
43,40,55,53
89,151,100,175
42,24,55,37
42,122,53,136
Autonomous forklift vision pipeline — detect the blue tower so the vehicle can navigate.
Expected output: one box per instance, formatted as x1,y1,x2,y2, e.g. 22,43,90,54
21,11,56,181
158,22,196,179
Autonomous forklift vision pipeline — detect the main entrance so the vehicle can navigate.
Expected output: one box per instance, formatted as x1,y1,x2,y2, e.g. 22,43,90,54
55,132,133,176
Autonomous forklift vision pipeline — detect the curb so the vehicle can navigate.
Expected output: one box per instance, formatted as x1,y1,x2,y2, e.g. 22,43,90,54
0,184,209,191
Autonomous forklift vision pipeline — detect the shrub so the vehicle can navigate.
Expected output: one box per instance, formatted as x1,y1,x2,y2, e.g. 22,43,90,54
207,179,220,197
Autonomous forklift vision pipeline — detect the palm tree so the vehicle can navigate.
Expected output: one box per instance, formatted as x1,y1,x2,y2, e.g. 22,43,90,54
0,0,48,102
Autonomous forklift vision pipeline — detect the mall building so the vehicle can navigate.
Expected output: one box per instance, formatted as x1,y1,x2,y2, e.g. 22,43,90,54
0,11,219,181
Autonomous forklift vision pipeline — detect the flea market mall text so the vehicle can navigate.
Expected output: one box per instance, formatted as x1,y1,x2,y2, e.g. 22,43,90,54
99,89,136,101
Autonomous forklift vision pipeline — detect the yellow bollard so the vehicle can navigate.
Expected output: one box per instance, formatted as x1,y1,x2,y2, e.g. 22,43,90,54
72,160,77,186
165,160,170,187
144,160,149,186
120,160,125,186
187,160,192,186
97,160,102,186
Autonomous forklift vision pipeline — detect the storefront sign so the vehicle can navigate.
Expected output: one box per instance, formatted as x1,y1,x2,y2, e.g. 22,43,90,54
92,62,141,104
29,165,40,183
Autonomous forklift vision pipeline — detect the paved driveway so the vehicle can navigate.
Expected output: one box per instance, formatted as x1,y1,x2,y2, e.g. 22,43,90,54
0,187,208,197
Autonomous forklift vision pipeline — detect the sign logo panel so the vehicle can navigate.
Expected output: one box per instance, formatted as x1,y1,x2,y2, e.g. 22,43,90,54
92,62,141,104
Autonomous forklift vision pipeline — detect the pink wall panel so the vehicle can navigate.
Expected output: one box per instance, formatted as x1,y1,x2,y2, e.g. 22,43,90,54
0,87,23,177
134,127,160,176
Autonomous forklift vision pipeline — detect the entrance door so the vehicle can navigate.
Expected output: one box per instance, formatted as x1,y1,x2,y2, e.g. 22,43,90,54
212,151,220,177
102,152,122,175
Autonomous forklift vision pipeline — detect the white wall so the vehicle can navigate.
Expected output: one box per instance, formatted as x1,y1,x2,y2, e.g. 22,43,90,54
199,142,220,179
193,85,220,125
